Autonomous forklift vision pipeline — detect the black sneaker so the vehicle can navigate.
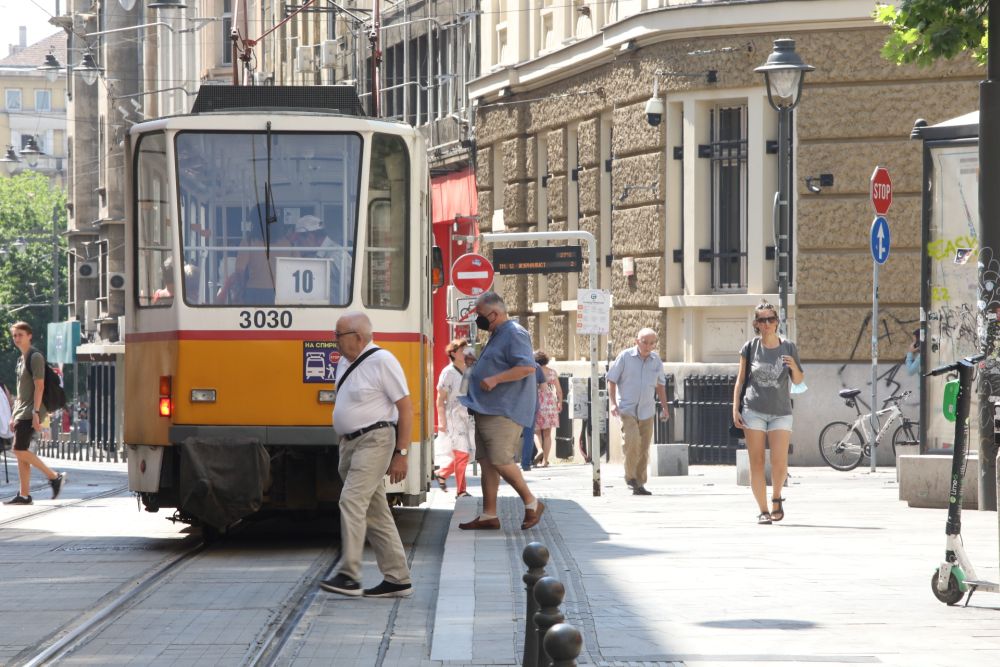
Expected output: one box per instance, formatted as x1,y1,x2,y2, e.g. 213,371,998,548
4,494,33,505
319,573,362,597
632,485,652,496
50,472,67,500
626,478,637,489
363,580,413,598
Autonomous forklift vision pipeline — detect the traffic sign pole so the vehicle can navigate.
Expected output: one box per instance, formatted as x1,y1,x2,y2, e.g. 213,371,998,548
869,166,892,473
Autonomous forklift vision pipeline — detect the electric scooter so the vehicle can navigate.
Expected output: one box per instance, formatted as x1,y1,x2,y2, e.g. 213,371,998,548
927,352,999,605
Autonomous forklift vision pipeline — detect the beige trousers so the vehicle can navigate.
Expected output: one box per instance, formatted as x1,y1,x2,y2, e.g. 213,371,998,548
336,427,410,584
620,414,654,486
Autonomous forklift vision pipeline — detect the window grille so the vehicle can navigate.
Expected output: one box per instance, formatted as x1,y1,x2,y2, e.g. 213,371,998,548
708,104,748,291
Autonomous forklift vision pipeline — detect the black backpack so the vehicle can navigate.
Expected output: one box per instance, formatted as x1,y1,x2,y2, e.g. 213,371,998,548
31,352,67,412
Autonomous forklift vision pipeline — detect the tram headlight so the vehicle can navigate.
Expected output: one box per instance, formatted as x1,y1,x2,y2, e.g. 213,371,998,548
190,389,217,403
318,390,336,403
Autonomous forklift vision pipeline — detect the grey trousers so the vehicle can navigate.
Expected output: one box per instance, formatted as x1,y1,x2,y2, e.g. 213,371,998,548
336,427,411,584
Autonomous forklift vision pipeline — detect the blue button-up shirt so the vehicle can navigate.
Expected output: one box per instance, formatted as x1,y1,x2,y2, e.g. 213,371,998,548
460,319,537,428
607,346,666,420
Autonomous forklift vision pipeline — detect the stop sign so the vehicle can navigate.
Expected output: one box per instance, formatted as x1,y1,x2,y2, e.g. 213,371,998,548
870,166,892,215
451,253,495,296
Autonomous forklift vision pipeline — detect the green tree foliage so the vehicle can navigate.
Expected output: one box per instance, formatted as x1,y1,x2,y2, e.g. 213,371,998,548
0,172,66,390
874,0,989,66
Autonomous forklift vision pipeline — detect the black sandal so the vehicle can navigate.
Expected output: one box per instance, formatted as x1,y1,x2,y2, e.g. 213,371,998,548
770,497,785,522
435,474,448,491
757,512,772,525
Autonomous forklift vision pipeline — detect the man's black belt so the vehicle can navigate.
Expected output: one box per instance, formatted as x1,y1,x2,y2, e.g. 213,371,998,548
343,421,396,441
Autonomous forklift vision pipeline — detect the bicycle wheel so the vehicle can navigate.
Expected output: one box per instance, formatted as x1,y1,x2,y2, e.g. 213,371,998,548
818,421,865,471
891,420,919,457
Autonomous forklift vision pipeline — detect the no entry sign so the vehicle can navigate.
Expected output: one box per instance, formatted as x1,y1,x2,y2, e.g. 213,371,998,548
451,253,495,296
870,166,892,216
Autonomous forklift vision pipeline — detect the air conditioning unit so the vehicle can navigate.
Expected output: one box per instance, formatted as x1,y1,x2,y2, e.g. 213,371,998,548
84,299,99,333
108,272,126,291
77,261,98,279
321,40,337,69
296,45,317,73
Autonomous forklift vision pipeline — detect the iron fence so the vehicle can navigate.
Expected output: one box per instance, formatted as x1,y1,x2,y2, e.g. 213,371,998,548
33,433,126,463
674,373,740,464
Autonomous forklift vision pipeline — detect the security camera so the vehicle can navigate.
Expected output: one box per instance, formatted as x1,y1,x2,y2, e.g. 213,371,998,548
645,96,664,127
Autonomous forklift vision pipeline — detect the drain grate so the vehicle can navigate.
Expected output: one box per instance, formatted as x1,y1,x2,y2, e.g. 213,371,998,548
56,544,160,553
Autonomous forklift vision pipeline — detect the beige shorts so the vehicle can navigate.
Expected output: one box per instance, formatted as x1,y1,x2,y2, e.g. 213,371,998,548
473,413,523,466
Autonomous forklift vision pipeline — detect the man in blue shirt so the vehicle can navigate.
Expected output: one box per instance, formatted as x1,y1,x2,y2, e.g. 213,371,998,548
459,292,545,530
607,327,669,495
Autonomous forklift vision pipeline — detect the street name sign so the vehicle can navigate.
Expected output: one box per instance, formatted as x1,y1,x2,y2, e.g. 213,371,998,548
450,253,494,296
870,166,892,215
493,245,583,274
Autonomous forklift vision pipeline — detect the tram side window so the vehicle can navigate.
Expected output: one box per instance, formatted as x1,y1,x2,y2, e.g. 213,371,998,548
363,134,409,309
134,132,173,308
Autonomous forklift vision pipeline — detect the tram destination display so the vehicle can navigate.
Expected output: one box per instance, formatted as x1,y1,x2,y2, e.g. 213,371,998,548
493,245,583,275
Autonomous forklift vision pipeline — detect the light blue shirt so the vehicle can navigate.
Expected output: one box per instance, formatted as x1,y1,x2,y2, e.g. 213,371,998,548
607,346,666,420
459,320,537,428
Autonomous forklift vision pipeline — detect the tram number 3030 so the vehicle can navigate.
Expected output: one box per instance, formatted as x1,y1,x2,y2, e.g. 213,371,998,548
239,310,294,329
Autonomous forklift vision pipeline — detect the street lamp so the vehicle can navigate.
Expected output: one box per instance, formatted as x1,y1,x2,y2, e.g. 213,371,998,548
755,38,813,337
76,53,102,86
0,146,21,175
148,0,188,9
19,136,43,168
38,52,63,83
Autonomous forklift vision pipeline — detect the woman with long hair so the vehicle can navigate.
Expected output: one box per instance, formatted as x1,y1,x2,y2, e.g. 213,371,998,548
732,301,804,524
435,338,476,496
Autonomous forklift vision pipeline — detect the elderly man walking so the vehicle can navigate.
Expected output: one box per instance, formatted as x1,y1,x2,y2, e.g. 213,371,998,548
607,327,669,495
458,292,545,531
320,311,413,598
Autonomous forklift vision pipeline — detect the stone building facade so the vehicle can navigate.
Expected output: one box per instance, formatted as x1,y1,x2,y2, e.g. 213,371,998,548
468,0,982,462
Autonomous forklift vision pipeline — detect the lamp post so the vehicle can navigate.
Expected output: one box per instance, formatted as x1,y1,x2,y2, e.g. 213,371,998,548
755,39,813,337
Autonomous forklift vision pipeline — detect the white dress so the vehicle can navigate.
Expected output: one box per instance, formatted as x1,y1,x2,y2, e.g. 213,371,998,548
437,364,475,454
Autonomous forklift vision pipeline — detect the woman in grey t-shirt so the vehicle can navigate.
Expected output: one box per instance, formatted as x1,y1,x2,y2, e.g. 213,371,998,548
732,301,805,525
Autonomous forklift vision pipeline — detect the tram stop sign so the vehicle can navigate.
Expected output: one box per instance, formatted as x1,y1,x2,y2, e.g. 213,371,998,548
451,253,495,296
870,166,892,215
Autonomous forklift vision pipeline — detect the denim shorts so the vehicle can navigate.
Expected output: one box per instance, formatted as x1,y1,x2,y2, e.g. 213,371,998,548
741,407,793,432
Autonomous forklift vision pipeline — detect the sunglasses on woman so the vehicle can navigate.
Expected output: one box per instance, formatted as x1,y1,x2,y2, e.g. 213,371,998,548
755,316,778,324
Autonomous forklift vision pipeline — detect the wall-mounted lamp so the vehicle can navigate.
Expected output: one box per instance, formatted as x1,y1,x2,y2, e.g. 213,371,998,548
19,136,43,168
622,256,635,277
577,5,591,17
38,52,62,83
119,0,138,9
76,53,102,86
497,86,512,99
619,39,637,53
804,173,834,193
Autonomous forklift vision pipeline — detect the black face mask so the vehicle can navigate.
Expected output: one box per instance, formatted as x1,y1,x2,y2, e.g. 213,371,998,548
475,314,491,331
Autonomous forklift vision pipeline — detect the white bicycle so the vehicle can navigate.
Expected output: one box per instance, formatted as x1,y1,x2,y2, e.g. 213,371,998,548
818,389,917,471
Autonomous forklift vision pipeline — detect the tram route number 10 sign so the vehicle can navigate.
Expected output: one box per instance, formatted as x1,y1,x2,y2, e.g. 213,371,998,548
577,289,610,335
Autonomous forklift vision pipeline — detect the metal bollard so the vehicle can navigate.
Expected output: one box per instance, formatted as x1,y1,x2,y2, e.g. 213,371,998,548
533,576,566,667
544,622,583,667
522,542,550,667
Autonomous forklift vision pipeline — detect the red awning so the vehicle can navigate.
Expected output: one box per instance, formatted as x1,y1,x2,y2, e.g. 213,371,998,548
431,167,477,225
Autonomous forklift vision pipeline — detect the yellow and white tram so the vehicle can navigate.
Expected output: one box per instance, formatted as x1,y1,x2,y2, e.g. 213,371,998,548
123,87,437,529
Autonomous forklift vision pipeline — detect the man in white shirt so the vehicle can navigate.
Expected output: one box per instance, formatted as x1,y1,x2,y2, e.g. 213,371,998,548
319,311,413,598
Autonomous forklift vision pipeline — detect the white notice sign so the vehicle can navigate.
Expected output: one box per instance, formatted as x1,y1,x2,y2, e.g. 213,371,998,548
275,257,330,304
576,289,610,335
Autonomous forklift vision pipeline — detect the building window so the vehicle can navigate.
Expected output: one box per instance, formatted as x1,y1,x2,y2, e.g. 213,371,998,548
221,0,232,65
709,104,748,291
5,89,21,111
35,90,51,112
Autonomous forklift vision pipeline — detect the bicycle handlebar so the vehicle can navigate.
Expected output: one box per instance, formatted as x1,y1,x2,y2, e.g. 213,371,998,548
926,353,985,377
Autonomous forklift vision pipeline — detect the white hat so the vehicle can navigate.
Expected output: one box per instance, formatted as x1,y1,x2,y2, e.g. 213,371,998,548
295,214,323,232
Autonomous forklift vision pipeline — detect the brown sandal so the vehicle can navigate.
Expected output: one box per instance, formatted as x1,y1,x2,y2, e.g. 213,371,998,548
770,497,785,522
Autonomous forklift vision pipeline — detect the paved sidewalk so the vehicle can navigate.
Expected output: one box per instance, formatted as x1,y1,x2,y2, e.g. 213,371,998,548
432,463,1000,666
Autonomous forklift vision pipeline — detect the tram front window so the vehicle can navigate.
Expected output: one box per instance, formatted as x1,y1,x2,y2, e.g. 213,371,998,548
175,131,362,306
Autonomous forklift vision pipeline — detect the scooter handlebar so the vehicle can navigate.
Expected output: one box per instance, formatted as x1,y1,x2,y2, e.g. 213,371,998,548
925,353,986,377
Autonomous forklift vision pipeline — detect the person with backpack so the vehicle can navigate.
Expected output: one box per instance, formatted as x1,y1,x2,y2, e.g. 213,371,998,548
4,321,66,505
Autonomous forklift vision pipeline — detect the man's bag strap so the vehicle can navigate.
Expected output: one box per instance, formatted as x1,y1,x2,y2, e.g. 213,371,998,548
334,347,382,389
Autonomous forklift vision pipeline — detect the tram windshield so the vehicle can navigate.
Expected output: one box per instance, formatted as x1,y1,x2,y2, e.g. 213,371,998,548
174,131,362,306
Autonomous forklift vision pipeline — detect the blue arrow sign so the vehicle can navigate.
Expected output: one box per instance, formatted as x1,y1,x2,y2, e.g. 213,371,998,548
870,216,890,265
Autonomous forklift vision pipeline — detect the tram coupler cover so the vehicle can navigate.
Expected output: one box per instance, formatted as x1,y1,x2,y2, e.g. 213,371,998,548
179,438,271,530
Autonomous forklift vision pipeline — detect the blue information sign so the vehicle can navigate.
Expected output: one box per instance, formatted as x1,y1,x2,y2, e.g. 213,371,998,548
302,341,339,384
870,216,890,265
